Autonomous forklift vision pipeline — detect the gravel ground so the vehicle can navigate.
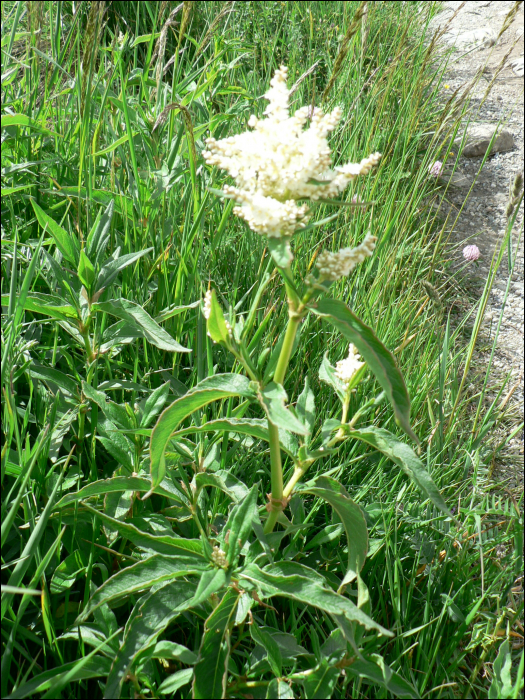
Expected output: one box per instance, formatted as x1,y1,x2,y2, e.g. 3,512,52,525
427,1,524,491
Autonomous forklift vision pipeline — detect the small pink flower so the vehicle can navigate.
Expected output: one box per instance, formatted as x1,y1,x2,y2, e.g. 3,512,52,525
351,194,362,204
428,161,443,178
463,245,480,262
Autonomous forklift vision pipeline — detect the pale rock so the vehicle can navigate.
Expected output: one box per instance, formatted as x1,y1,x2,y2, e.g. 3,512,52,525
455,124,515,157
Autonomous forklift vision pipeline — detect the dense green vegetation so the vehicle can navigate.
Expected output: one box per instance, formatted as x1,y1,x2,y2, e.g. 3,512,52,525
1,1,523,698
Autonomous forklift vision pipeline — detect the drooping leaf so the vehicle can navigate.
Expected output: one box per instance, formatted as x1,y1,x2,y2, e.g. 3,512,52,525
194,470,250,503
344,651,420,699
251,622,283,678
311,298,417,442
295,476,368,583
54,475,187,510
192,588,239,699
77,554,206,622
267,237,293,268
158,668,194,696
149,374,256,493
103,581,196,699
174,417,298,459
259,382,309,435
1,292,79,323
303,661,341,699
343,426,453,518
240,563,391,636
93,299,190,353
5,657,112,700
79,502,204,559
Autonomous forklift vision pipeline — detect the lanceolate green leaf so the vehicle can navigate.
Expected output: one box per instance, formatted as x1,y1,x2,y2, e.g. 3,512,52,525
240,563,391,637
53,476,186,510
31,200,79,265
149,374,256,493
192,588,240,699
95,248,153,294
259,382,309,436
80,503,204,558
295,476,368,582
1,292,79,322
311,298,417,443
103,581,197,699
77,555,207,623
94,299,190,353
194,470,250,503
174,417,298,459
223,484,258,567
344,426,453,518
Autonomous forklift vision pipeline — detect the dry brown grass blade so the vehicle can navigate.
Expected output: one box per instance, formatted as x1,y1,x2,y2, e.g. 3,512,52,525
194,1,234,60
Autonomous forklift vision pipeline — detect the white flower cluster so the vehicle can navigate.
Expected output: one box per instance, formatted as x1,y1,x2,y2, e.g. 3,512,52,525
203,289,212,320
202,65,381,238
316,232,377,281
335,344,364,388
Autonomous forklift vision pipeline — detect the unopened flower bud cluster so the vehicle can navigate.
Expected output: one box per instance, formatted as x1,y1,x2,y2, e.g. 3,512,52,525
211,545,228,569
202,65,381,239
316,232,377,281
335,344,364,388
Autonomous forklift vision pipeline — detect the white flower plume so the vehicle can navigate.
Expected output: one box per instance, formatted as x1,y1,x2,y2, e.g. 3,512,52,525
316,232,377,281
202,65,381,239
335,344,365,388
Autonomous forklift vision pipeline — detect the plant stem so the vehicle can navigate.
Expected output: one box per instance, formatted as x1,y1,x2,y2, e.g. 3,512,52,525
264,421,284,534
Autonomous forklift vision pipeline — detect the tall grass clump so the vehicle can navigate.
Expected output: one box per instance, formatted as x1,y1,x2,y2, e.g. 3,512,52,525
1,1,523,698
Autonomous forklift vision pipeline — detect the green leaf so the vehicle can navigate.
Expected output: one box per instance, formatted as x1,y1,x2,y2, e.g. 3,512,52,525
77,250,95,289
77,554,206,622
149,374,256,493
86,200,114,268
140,381,170,428
251,621,282,678
31,200,79,265
29,363,79,399
94,299,190,353
206,289,232,345
192,568,229,604
1,292,79,323
344,426,453,518
304,661,341,699
50,551,87,594
148,641,197,665
54,475,187,510
100,320,144,353
344,652,420,699
158,668,193,696
295,476,367,583
266,680,295,699
5,657,112,700
259,382,309,436
194,470,250,503
267,237,293,268
192,588,239,699
488,641,517,699
319,353,345,401
103,581,196,699
79,502,204,559
311,298,417,442
175,417,298,459
222,484,258,567
240,563,391,636
95,248,153,294
296,375,316,439
1,113,58,137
